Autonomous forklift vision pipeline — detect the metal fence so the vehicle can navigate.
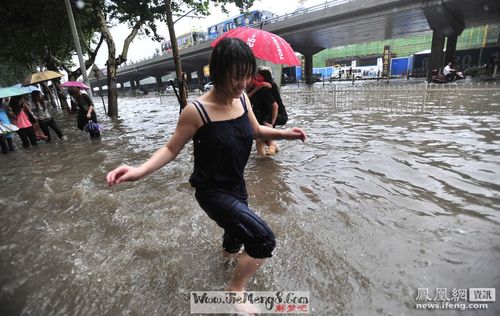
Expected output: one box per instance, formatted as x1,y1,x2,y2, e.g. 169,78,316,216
281,82,500,113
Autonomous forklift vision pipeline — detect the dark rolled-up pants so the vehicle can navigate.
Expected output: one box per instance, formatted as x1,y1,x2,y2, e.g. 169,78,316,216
195,190,276,259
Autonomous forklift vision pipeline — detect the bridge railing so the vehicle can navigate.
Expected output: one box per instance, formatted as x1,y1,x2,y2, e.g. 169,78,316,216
280,82,500,113
118,0,352,67
265,0,351,24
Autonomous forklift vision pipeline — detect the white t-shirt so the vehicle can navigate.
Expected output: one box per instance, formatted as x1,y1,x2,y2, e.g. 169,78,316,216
443,65,452,75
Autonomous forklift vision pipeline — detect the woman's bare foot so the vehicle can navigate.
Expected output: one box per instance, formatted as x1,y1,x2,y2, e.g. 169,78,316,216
266,142,279,155
225,287,260,315
256,140,267,157
222,250,241,270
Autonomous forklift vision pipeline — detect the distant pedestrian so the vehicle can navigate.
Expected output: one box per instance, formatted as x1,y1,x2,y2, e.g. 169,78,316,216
247,71,277,156
0,98,16,153
9,96,37,147
68,87,100,138
250,66,288,155
31,91,64,141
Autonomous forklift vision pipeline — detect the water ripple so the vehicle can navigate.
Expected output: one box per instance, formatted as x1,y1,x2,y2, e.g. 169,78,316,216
0,93,499,315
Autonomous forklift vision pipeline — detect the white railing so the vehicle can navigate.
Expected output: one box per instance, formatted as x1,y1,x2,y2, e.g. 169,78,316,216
281,82,500,113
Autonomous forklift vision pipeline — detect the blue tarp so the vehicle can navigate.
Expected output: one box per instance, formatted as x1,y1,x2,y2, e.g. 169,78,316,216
391,57,411,76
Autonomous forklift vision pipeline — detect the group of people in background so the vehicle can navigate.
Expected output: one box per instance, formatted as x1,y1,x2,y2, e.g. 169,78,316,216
1,64,284,157
0,93,65,153
0,86,100,155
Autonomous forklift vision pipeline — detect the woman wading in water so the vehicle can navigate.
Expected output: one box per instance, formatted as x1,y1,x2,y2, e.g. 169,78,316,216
106,38,306,305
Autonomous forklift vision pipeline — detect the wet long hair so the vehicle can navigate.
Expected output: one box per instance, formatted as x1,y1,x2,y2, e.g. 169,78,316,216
257,68,283,107
31,91,45,109
9,96,23,115
209,38,256,92
257,68,274,85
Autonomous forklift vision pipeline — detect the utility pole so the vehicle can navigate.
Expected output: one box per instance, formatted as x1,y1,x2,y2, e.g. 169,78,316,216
64,0,93,100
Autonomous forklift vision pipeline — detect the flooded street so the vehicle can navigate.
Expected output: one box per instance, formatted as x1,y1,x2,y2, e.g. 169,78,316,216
1,88,499,315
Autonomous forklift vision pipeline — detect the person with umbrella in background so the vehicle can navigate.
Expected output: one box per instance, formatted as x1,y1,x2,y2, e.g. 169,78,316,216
68,87,100,139
31,91,65,141
246,69,278,157
211,27,299,158
106,38,306,304
8,96,38,148
0,98,16,154
22,70,64,109
252,66,288,156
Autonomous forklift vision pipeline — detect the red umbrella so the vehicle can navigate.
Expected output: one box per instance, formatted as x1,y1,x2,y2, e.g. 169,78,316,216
210,27,301,66
61,81,89,89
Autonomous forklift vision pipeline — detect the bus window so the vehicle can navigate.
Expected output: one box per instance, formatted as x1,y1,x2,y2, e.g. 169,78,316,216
161,41,171,51
261,11,272,20
216,24,224,35
192,32,207,43
223,22,234,32
255,11,263,22
208,26,217,37
235,16,244,26
180,36,188,47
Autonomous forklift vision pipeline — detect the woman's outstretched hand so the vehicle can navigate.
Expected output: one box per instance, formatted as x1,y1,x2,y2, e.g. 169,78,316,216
286,127,307,142
106,165,143,186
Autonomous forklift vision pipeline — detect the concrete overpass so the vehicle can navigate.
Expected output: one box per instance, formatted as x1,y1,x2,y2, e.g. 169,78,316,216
92,0,500,86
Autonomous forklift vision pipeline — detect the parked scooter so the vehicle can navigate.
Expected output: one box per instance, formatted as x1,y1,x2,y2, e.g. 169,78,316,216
431,69,465,84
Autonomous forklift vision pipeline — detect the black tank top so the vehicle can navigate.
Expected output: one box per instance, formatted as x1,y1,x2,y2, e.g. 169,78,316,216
189,95,253,199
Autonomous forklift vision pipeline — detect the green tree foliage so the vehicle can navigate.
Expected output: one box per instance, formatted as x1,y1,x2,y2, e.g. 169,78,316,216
89,0,254,116
88,0,168,116
0,0,100,86
165,0,254,111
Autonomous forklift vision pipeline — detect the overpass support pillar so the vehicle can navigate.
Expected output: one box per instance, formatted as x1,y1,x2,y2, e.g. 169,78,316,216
304,53,314,85
428,31,446,81
445,35,458,65
130,80,136,95
294,46,324,84
423,1,464,82
186,72,192,91
135,80,141,94
155,76,162,93
98,84,104,97
197,68,205,90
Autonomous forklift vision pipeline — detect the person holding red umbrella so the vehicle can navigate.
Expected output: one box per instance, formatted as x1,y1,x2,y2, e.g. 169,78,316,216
247,71,278,156
107,38,306,295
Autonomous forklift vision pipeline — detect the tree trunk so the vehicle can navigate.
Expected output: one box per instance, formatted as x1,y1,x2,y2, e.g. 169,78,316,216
40,82,57,107
165,0,187,111
105,43,118,116
52,79,70,112
98,10,118,116
98,9,142,117
106,59,118,116
45,61,69,112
